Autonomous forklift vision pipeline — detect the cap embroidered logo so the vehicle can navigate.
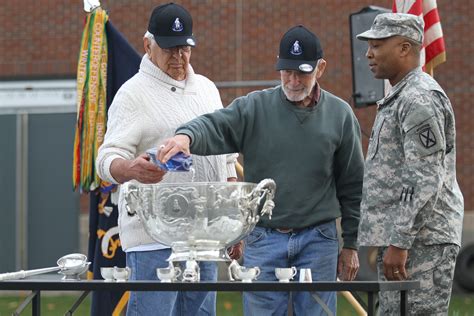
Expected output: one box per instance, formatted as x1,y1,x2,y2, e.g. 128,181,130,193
172,18,184,32
291,40,303,55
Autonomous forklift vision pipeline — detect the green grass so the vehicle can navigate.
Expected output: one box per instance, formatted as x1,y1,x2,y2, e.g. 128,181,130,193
0,293,91,316
0,292,472,315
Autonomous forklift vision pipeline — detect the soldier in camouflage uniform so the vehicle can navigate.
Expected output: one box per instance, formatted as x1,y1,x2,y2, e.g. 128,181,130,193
356,13,464,315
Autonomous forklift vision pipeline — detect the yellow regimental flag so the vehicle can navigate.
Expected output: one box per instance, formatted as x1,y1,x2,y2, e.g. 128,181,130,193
73,8,108,192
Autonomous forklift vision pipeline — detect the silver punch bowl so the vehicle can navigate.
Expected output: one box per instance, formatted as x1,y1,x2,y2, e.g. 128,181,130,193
123,179,276,262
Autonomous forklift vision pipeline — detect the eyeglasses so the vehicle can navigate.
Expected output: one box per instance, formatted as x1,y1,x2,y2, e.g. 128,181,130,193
161,45,192,55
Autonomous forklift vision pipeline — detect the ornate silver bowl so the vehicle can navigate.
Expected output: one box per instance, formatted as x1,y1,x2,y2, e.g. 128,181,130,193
123,179,276,262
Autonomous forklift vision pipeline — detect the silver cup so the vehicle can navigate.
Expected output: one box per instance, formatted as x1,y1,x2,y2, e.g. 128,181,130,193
228,260,260,282
299,268,312,282
113,266,131,282
233,266,260,283
157,265,182,283
275,266,297,282
100,267,115,282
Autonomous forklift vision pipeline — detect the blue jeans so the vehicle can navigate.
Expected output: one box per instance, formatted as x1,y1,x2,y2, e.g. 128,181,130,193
243,220,339,316
126,248,217,316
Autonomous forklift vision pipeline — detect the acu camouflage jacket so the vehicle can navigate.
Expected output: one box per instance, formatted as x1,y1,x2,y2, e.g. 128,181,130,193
358,67,464,249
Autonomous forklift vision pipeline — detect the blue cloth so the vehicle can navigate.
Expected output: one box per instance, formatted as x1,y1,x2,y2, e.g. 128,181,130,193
242,220,339,316
126,249,218,316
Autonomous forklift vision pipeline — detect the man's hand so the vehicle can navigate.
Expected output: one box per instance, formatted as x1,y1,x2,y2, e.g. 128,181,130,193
383,245,408,280
110,154,166,184
227,240,243,260
158,134,191,163
337,248,359,281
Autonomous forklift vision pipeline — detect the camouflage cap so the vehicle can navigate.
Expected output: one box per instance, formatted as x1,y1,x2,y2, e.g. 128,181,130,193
356,13,424,44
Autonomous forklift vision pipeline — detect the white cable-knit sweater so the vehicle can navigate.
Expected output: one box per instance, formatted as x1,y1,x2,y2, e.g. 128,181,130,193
96,55,236,250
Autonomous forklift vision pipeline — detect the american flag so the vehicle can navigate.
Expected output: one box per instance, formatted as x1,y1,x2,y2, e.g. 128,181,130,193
392,0,446,75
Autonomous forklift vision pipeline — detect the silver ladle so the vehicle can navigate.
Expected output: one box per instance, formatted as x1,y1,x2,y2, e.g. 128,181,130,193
0,253,90,281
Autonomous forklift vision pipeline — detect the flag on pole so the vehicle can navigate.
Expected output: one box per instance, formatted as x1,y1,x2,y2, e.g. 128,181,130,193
74,7,141,315
73,8,108,193
392,0,446,75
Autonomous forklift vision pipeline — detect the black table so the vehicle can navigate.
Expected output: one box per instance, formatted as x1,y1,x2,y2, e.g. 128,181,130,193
0,276,419,316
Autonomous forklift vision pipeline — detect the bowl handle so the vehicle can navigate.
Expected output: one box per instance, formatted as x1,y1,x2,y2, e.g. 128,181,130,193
250,179,276,219
123,183,139,216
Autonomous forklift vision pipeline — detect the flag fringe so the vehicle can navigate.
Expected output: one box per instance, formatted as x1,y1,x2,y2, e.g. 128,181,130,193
425,51,446,76
73,9,109,192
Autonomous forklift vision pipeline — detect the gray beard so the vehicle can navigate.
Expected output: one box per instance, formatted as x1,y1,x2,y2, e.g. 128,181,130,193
282,85,307,102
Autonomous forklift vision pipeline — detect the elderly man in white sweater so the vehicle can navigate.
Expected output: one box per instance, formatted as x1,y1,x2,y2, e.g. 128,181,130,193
96,3,237,316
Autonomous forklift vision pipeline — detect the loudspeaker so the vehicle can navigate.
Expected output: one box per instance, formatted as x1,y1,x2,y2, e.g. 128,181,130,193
349,6,390,107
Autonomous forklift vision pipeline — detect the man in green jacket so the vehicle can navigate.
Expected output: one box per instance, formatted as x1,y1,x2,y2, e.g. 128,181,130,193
158,25,364,315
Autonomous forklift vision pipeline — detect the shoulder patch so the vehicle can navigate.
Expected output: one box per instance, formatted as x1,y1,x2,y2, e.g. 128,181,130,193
404,116,444,159
417,124,437,148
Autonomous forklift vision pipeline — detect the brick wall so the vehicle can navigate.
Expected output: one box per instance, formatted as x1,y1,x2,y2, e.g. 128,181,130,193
1,0,473,209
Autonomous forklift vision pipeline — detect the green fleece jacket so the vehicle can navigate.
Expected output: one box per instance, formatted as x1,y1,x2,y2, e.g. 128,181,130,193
176,86,364,249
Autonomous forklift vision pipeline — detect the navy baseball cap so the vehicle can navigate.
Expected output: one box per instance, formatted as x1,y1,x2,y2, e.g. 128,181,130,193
148,3,196,48
276,25,323,73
